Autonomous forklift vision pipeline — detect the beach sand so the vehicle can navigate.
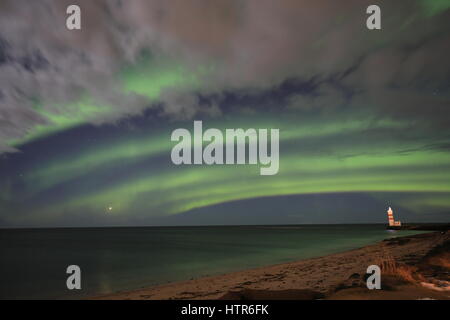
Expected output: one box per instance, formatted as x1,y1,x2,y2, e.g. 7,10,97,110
93,231,450,300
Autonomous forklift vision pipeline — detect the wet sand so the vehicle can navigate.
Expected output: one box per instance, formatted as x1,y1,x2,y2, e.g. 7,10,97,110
93,231,450,300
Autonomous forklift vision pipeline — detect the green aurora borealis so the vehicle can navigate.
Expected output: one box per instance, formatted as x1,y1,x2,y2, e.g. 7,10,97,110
3,107,450,226
1,0,450,227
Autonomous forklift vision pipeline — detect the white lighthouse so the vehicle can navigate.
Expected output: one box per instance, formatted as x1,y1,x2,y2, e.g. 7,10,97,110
387,207,401,227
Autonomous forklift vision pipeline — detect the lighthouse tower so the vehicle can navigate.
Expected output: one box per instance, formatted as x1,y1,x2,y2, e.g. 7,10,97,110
387,207,401,227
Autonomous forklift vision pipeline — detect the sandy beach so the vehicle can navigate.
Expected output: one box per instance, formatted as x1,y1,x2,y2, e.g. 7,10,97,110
93,231,450,300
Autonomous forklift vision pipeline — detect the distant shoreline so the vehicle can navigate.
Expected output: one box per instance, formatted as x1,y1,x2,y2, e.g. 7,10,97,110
1,222,449,230
93,230,450,300
386,223,450,231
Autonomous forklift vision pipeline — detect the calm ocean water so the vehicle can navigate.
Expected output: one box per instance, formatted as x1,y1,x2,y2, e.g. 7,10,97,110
0,225,424,299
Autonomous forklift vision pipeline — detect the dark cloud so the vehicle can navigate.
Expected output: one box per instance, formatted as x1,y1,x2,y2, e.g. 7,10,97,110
0,0,449,153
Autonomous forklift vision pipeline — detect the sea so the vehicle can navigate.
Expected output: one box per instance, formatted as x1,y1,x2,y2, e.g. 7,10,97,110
0,224,425,299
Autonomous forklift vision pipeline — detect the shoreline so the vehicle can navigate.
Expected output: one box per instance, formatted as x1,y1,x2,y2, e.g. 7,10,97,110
93,230,450,300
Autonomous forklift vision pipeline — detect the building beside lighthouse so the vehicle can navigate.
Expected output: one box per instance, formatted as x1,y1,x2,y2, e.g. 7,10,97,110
387,207,401,227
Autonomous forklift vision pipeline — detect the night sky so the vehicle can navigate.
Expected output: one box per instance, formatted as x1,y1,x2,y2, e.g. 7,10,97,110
1,0,450,227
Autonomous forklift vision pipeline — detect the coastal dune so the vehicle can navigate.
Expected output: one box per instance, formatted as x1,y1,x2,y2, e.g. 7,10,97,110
94,231,450,300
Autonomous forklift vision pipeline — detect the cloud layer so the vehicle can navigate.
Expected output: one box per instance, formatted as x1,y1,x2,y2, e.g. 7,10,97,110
1,0,449,153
